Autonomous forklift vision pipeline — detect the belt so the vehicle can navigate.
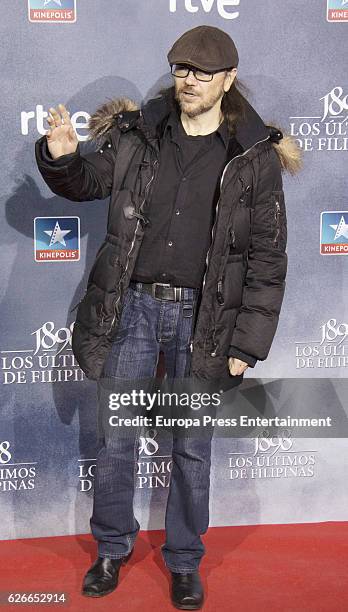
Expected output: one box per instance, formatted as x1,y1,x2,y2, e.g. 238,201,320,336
129,281,193,302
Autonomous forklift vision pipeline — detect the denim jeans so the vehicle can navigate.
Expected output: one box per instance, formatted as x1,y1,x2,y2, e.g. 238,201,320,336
90,282,214,573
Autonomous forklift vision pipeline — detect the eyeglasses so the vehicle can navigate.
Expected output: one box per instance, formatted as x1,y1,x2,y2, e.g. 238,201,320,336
170,64,228,82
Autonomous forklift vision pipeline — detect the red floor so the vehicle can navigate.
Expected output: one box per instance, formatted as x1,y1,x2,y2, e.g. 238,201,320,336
1,523,347,612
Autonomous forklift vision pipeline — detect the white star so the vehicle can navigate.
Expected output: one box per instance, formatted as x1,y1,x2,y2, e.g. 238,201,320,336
44,221,71,247
329,215,348,240
44,0,62,7
342,0,348,6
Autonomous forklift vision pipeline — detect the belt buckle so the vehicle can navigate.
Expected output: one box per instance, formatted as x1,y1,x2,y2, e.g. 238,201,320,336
152,282,171,300
174,287,182,302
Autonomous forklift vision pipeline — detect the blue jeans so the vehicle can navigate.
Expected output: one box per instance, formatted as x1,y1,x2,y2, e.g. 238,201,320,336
90,282,213,573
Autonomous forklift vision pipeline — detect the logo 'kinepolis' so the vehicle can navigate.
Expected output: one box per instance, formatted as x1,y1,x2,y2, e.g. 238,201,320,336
320,211,348,255
169,0,240,19
34,216,80,262
28,0,77,23
327,0,348,22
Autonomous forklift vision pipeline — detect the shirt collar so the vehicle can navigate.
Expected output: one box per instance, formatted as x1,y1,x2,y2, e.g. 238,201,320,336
164,108,230,149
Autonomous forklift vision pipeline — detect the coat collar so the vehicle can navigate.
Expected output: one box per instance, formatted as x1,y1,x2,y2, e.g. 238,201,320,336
139,88,271,151
87,89,303,175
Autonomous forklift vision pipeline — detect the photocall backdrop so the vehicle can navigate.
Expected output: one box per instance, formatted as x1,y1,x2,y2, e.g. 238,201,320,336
0,0,347,540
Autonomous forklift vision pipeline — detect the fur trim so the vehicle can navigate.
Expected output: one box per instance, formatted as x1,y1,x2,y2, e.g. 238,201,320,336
87,97,139,141
87,97,303,175
269,125,303,175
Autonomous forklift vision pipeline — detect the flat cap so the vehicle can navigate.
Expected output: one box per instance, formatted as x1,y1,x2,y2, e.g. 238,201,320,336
167,25,239,72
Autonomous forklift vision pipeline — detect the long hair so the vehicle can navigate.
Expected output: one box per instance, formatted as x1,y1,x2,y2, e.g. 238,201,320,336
220,75,251,135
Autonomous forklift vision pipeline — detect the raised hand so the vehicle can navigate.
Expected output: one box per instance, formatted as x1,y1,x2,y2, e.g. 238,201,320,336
46,103,78,160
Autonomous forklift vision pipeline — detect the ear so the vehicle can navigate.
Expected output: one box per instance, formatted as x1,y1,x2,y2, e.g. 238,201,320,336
224,68,237,93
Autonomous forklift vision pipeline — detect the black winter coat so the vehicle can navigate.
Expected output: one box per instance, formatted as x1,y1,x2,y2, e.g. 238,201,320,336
35,89,302,390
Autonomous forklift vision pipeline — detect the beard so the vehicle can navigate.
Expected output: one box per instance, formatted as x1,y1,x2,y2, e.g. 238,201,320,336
174,83,225,118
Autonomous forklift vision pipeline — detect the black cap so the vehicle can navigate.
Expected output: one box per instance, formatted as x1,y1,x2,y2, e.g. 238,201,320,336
167,25,239,72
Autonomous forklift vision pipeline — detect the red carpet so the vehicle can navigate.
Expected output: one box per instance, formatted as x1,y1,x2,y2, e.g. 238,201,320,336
1,523,347,611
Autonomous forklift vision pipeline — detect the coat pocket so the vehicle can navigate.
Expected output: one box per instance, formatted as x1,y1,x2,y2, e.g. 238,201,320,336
70,242,109,313
269,191,287,250
227,204,253,257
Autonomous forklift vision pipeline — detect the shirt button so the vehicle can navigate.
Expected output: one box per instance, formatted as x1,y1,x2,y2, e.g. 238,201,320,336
162,273,167,278
168,241,173,247
182,177,187,182
175,210,180,215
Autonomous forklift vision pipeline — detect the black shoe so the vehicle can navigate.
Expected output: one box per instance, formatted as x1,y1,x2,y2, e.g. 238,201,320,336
170,571,204,610
82,556,124,598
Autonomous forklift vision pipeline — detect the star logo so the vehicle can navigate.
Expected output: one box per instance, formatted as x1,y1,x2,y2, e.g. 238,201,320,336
44,221,71,247
34,216,80,262
320,211,348,255
327,0,348,21
329,215,348,240
28,0,77,23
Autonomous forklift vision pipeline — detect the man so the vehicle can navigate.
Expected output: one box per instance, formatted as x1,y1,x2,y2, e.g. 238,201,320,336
35,25,301,609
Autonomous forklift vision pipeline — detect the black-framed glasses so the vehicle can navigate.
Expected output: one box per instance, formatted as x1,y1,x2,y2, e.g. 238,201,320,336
170,63,227,82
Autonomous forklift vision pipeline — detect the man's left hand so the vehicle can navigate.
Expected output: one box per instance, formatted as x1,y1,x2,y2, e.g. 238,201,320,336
228,357,249,376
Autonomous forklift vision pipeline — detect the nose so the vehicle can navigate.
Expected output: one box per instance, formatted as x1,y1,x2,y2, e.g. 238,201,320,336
184,69,197,85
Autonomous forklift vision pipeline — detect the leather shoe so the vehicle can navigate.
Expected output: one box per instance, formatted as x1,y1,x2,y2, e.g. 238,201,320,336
170,571,204,610
82,556,124,598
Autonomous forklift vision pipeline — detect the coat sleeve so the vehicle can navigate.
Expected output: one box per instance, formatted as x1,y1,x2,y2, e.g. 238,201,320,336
227,346,258,368
228,144,288,363
34,132,117,202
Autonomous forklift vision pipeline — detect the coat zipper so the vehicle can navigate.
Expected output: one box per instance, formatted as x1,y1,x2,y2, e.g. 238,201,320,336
106,155,159,335
201,134,271,357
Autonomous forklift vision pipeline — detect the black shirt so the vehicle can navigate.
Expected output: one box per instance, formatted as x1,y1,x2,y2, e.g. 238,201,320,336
131,108,231,288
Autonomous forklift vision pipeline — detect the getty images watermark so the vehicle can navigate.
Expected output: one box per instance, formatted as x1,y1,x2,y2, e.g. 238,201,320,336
104,386,333,434
95,378,347,439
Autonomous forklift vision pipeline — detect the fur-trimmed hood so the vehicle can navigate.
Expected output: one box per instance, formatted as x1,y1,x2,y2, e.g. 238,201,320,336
87,93,302,176
88,97,139,140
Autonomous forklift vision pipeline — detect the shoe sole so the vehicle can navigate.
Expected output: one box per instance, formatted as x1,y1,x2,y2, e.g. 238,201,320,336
172,601,204,611
81,585,117,598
